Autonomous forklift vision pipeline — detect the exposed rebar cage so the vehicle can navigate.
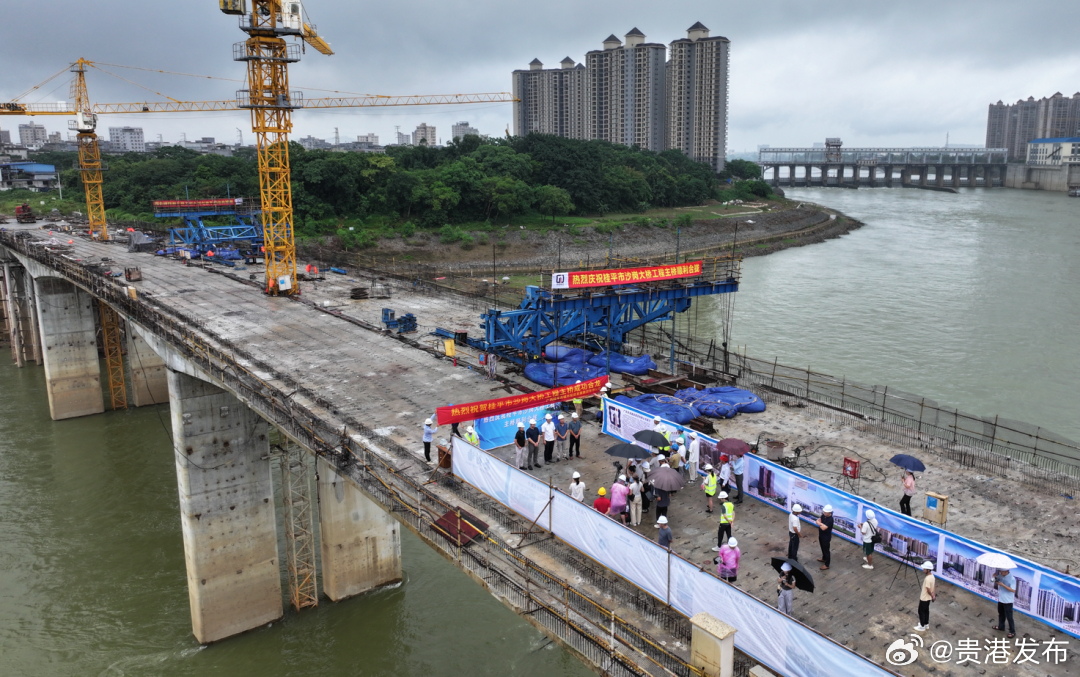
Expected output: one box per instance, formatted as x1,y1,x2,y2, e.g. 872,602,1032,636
278,436,318,611
97,302,127,410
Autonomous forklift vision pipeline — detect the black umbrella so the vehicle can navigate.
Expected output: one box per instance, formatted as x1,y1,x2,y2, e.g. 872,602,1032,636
889,454,926,473
770,557,815,593
649,467,684,492
605,442,649,459
633,430,670,448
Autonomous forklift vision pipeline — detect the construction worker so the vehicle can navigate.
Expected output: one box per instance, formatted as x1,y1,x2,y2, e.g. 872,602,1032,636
572,380,584,419
652,416,671,453
568,412,582,458
526,419,541,469
712,491,735,551
686,432,700,484
702,464,718,513
464,425,480,447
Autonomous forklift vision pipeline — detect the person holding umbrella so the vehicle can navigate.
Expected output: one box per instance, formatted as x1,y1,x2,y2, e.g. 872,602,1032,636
731,448,745,504
777,562,797,615
890,454,925,516
992,567,1017,637
914,560,936,632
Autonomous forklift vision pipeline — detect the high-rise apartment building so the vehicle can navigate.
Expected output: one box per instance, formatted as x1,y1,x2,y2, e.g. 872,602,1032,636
0,129,10,145
667,22,730,172
395,131,412,146
986,92,1080,160
19,123,48,149
585,29,667,151
356,133,379,145
108,126,146,153
511,57,588,139
451,121,481,140
412,123,437,146
510,23,730,170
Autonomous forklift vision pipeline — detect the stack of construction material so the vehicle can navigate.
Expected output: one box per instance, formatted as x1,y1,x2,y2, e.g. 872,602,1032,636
350,287,369,300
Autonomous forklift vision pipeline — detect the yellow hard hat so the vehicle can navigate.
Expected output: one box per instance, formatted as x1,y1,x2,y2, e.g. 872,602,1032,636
598,487,607,496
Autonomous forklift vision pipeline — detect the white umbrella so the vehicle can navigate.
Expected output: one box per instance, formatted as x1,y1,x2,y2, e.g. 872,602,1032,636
976,552,1017,569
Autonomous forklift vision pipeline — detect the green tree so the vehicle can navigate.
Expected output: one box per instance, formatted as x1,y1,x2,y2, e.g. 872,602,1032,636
535,185,574,223
721,159,763,181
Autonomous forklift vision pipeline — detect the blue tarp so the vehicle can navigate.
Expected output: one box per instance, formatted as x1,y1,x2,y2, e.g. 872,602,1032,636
524,362,607,388
544,346,591,362
612,394,699,424
672,386,766,418
588,351,657,375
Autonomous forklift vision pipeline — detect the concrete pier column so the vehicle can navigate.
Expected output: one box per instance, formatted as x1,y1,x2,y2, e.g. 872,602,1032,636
33,277,103,419
23,268,42,365
168,369,282,643
690,612,738,677
2,263,23,366
317,456,402,601
919,167,928,186
935,165,945,187
128,330,168,406
788,165,796,186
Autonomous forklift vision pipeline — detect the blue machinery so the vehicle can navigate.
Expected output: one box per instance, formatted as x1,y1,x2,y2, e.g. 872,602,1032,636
153,202,263,251
436,268,739,365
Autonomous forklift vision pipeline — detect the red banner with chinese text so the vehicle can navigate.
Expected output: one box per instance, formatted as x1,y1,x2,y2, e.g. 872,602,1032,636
552,261,702,289
436,376,608,425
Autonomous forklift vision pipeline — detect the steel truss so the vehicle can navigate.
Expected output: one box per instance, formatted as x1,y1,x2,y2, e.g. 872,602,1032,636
279,437,318,611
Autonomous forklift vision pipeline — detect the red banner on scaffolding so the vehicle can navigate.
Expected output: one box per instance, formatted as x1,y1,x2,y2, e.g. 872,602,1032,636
436,376,608,425
552,261,702,289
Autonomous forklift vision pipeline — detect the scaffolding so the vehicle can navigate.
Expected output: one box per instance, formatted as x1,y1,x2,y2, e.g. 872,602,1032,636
97,302,127,410
278,436,318,611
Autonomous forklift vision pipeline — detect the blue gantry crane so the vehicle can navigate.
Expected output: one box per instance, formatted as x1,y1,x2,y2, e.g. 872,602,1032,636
152,198,263,251
436,260,740,365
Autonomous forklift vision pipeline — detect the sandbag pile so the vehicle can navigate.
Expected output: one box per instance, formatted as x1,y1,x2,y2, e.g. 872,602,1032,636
670,386,766,419
588,350,656,375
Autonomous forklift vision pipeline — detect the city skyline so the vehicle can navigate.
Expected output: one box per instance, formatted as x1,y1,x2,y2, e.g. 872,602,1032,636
5,2,1077,155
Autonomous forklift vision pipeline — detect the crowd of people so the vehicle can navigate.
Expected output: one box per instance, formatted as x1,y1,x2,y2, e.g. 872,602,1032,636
432,398,979,636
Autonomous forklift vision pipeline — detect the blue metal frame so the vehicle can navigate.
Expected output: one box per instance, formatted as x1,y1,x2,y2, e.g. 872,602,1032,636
439,280,738,364
155,206,263,250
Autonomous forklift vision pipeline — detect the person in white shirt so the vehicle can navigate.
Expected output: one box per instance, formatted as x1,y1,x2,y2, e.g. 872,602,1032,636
569,471,587,502
787,504,803,561
686,432,700,484
541,414,557,463
718,456,733,492
859,509,879,569
627,475,644,526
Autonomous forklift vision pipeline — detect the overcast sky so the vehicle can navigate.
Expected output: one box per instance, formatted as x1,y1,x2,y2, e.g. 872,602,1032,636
3,0,1080,152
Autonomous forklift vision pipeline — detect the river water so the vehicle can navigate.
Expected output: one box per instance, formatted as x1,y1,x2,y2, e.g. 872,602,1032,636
0,365,592,676
720,186,1080,443
2,186,1076,676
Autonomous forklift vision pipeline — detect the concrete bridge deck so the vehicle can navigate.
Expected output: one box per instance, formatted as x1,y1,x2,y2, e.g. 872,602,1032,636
1,223,1076,676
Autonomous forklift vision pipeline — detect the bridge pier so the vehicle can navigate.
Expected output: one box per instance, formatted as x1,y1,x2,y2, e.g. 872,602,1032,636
33,277,104,419
127,330,169,406
23,268,43,365
167,368,282,643
316,456,402,601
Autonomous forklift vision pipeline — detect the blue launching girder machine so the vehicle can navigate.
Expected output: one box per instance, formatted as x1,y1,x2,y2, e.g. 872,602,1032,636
438,259,740,364
152,198,263,250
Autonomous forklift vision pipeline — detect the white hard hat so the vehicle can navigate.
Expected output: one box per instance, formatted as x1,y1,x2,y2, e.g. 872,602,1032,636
704,464,713,470
653,416,661,422
792,504,803,513
728,537,738,547
921,561,934,570
558,413,564,419
545,414,552,420
656,516,668,525
572,413,578,418
618,474,626,481
718,491,728,499
517,422,524,427
600,384,609,390
781,562,792,572
425,418,433,425
572,471,581,479
689,432,697,438
676,437,685,445
467,426,475,433
575,380,581,384
823,505,834,513
865,509,875,519
529,419,536,425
